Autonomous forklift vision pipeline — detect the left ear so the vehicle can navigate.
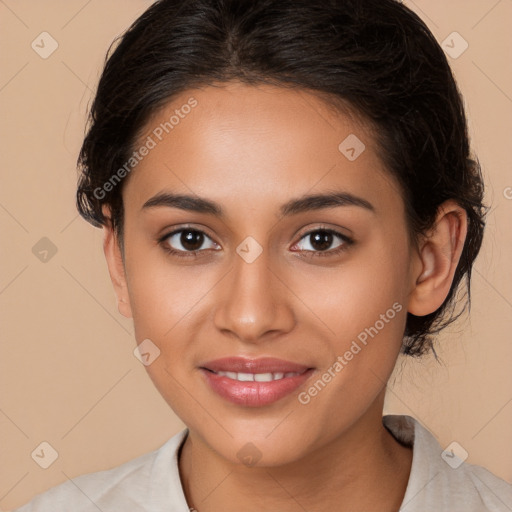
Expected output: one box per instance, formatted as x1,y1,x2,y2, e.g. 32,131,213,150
408,200,468,316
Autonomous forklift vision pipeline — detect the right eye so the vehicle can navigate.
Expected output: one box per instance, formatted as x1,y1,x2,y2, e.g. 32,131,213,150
159,227,220,258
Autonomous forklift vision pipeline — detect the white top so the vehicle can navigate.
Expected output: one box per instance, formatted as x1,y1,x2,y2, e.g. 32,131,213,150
12,415,512,511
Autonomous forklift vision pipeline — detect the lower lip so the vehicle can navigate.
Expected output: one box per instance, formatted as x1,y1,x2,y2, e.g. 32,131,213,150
200,368,314,407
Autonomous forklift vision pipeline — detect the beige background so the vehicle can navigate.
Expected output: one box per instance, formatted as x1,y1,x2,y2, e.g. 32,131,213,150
1,0,511,509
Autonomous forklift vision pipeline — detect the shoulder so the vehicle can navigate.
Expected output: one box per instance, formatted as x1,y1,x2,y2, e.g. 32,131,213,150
383,415,512,512
11,428,189,512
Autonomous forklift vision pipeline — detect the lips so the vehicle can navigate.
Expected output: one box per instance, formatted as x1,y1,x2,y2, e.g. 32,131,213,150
199,357,314,407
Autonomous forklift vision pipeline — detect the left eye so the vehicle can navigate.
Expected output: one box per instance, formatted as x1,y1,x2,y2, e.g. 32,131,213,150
293,229,350,253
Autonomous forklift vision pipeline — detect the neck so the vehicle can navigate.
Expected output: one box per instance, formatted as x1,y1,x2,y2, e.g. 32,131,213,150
178,397,412,512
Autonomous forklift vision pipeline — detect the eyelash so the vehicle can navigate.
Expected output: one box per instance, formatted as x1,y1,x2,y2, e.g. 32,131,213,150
158,225,354,260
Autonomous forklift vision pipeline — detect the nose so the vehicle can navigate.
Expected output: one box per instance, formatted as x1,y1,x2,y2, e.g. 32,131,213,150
213,247,296,344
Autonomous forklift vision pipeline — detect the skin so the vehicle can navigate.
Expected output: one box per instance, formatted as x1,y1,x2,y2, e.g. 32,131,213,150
103,82,467,511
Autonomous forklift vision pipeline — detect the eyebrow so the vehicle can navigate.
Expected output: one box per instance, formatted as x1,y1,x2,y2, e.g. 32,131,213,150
142,190,375,217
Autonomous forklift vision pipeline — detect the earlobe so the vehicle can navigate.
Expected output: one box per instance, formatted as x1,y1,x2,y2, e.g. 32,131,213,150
408,200,468,316
102,212,133,319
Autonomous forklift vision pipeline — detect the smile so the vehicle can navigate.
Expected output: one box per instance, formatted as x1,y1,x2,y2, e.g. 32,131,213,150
199,357,314,407
212,371,303,381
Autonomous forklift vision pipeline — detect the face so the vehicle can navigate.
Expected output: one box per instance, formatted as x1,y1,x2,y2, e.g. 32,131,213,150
110,82,420,466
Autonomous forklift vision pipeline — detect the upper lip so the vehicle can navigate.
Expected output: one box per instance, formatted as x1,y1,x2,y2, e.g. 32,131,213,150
200,357,311,374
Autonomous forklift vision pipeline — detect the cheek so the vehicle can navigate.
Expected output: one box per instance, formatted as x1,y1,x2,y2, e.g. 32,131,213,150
345,247,410,376
296,234,410,391
123,248,204,413
123,241,209,340
297,236,409,340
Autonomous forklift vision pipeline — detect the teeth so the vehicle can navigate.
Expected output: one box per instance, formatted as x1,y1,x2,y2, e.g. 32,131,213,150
215,371,300,381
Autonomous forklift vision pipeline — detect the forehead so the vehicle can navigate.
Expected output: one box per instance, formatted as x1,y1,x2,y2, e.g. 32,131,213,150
124,82,402,216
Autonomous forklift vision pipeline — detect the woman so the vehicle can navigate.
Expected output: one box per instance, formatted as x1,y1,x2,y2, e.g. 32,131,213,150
13,0,512,510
